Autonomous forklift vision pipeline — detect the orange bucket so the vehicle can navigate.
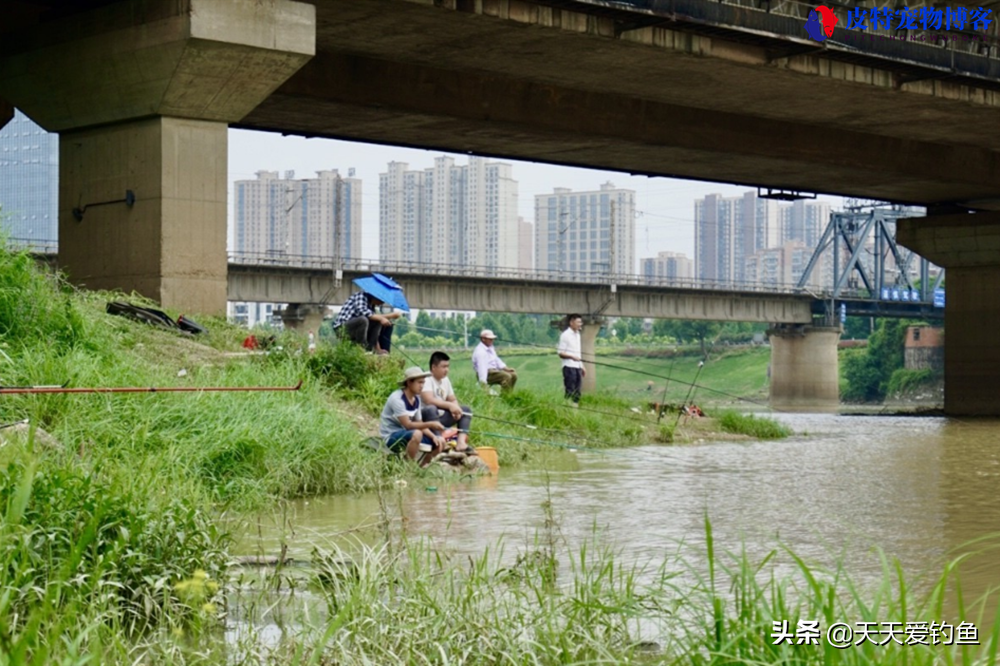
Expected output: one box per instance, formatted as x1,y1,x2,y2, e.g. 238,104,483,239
475,446,500,474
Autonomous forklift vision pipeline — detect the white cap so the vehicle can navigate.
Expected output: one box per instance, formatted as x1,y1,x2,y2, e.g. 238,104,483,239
480,329,497,339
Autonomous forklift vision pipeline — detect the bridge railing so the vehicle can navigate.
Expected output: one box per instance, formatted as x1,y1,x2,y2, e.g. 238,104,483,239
226,251,859,298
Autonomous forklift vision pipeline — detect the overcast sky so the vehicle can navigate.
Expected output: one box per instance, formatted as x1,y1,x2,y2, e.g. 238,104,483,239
228,129,846,265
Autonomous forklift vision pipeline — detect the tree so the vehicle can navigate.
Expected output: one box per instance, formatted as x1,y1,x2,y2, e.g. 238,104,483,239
841,318,910,402
656,320,722,357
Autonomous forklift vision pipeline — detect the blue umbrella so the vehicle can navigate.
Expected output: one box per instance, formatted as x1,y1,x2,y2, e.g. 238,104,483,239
353,273,410,312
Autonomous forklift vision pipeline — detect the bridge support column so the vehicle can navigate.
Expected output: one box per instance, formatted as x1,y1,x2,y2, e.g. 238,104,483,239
60,118,228,313
581,317,604,394
767,324,841,412
899,212,1000,415
278,303,326,333
0,0,314,314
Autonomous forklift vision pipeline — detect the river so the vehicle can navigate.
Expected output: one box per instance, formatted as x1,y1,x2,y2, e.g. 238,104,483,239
243,413,1000,620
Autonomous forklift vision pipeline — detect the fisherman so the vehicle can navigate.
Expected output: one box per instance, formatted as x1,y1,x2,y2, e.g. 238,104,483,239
380,367,446,465
420,351,475,453
332,290,401,354
472,329,517,391
557,313,585,405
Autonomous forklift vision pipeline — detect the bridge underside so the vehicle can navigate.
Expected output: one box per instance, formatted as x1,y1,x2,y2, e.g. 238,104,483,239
236,0,1000,207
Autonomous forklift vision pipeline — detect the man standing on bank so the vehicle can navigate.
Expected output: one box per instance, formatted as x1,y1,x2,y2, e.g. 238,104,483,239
557,314,586,404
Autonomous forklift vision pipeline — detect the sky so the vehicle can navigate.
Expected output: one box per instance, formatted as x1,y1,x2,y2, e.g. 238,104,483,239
227,129,846,266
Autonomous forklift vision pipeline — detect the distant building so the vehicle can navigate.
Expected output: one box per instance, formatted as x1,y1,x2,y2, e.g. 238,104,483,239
780,199,830,248
640,251,692,280
744,241,820,287
694,191,781,284
0,109,58,250
233,169,362,260
695,192,829,285
229,302,279,328
904,325,944,371
231,169,361,329
518,216,534,271
379,156,519,270
534,182,636,276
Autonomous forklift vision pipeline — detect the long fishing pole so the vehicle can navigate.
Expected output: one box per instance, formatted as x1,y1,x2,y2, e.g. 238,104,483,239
0,380,303,395
674,361,705,430
408,323,768,407
656,356,675,425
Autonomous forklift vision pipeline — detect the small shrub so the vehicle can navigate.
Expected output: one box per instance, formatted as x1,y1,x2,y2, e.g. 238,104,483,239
886,367,939,396
718,411,791,439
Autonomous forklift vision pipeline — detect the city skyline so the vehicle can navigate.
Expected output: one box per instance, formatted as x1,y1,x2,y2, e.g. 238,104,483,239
0,115,850,267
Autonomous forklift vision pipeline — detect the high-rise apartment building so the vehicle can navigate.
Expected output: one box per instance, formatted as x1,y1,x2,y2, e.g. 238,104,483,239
518,216,534,271
695,192,835,285
694,191,781,283
233,169,362,260
379,156,519,269
780,199,830,248
0,110,58,250
744,241,821,288
534,182,636,276
641,251,693,281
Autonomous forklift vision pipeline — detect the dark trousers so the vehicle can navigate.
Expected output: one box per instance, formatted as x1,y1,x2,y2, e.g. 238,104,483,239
378,324,393,353
563,366,582,402
342,316,383,351
420,404,472,432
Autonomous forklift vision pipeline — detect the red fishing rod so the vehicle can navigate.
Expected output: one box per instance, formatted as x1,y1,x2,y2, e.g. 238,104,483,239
0,380,303,395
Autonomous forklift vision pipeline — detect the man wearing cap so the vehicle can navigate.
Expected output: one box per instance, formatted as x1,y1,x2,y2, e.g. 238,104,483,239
380,367,447,465
333,291,401,354
472,329,517,391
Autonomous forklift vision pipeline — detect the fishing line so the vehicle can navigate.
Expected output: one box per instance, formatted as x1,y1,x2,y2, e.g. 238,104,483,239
406,323,768,407
390,345,666,444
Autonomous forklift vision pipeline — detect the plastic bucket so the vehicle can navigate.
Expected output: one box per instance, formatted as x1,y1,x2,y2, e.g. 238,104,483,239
475,446,500,474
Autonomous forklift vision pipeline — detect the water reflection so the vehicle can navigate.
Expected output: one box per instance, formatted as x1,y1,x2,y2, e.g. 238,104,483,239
243,414,1000,619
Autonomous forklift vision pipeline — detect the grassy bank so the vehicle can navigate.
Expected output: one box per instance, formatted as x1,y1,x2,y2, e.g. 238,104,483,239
412,346,773,405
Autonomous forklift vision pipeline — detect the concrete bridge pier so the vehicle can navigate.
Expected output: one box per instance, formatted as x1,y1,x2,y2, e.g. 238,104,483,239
767,324,841,412
278,303,327,334
581,317,605,394
0,0,314,314
899,212,1000,416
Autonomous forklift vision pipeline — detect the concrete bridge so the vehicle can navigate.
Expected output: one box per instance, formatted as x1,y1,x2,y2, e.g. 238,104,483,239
1,0,998,413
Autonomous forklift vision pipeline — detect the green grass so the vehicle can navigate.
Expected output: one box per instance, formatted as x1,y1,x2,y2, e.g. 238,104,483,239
717,411,792,439
0,245,802,660
407,347,773,406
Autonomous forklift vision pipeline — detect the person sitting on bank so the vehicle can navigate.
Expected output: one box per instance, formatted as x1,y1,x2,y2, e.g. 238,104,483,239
380,367,446,465
421,351,475,453
332,289,401,354
472,329,517,391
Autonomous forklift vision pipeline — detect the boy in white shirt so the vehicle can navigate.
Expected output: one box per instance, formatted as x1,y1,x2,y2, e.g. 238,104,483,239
420,351,474,452
557,314,586,404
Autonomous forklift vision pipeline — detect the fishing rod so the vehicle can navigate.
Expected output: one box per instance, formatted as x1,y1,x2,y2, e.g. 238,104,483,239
0,380,304,395
407,323,768,407
394,346,659,430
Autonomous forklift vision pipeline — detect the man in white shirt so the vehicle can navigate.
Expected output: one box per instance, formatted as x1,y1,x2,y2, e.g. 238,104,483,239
471,329,517,391
557,314,585,404
420,351,474,452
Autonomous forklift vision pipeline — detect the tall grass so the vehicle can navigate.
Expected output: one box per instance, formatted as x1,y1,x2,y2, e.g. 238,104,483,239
718,411,792,439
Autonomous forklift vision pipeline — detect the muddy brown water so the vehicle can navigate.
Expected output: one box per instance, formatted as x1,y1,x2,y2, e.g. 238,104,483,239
243,414,1000,621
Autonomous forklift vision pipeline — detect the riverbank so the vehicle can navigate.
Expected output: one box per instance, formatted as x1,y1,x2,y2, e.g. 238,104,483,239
2,249,995,663
0,248,791,659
